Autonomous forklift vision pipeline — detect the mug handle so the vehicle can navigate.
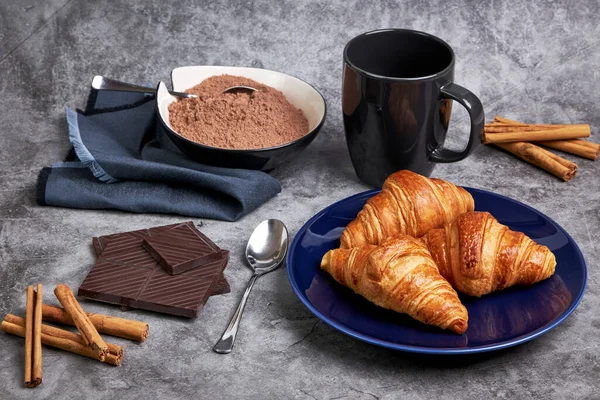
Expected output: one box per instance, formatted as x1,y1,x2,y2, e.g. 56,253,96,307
430,83,484,163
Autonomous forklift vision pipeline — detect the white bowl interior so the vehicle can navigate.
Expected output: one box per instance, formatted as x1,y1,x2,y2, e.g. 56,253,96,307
157,66,326,135
157,82,177,132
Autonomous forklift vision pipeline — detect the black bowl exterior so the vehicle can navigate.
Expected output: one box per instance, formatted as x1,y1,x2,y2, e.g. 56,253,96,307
159,112,324,171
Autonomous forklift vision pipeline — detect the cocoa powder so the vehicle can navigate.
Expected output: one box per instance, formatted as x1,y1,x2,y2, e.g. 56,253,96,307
168,75,309,150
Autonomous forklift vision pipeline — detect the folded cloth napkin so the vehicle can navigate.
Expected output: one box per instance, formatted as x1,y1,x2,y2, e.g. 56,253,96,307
36,89,281,221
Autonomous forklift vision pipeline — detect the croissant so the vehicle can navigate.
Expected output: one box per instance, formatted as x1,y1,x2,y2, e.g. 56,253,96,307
422,211,556,297
340,170,474,248
320,235,468,334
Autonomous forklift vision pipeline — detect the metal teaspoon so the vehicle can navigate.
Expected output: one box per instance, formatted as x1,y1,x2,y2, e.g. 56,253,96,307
91,76,197,98
213,219,289,354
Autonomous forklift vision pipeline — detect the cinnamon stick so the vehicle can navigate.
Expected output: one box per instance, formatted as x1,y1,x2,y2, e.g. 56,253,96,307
535,139,600,160
483,125,590,144
24,286,36,388
32,284,42,387
4,314,123,359
1,319,121,366
484,123,588,132
495,142,577,181
42,304,149,342
493,116,522,124
492,116,599,160
54,284,108,361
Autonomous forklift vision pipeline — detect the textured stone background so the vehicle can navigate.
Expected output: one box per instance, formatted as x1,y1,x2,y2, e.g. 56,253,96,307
1,1,599,398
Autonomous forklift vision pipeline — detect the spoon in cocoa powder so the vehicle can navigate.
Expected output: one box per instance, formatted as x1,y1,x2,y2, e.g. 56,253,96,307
93,76,258,99
222,85,257,96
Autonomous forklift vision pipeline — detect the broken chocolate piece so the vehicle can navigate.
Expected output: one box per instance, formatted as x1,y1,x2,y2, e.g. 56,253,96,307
79,235,229,317
135,253,228,318
142,223,222,275
91,222,230,295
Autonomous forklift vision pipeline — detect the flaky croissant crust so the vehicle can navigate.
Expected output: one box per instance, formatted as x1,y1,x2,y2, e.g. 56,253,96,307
340,170,474,248
321,235,468,334
423,211,556,297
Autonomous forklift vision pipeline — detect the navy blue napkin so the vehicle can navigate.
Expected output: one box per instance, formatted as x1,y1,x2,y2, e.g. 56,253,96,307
36,90,281,221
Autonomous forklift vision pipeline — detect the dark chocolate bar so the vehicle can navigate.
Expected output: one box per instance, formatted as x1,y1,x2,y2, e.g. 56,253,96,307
92,222,230,295
135,253,228,318
79,234,229,317
142,224,222,275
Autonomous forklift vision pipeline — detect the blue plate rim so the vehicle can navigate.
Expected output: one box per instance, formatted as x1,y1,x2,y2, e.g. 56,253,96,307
286,187,588,355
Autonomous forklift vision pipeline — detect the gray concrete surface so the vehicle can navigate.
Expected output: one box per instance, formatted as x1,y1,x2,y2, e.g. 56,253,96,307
1,1,599,399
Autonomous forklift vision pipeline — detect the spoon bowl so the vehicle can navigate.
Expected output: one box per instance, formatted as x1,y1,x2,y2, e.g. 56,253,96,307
246,219,288,273
223,85,257,96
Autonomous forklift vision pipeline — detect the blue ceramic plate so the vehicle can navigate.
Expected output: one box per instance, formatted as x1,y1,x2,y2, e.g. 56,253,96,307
287,188,587,354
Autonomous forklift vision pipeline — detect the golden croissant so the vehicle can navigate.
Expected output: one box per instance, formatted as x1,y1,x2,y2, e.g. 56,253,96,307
320,235,468,334
340,170,474,249
422,211,556,297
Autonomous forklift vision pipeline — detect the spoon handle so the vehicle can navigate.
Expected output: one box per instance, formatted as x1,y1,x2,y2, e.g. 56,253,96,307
92,76,155,94
213,273,259,354
91,76,196,98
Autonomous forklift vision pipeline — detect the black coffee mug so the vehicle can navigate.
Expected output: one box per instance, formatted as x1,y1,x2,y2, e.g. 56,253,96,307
342,29,484,187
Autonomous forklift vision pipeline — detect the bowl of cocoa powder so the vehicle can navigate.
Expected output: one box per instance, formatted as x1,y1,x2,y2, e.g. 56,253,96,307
156,66,326,170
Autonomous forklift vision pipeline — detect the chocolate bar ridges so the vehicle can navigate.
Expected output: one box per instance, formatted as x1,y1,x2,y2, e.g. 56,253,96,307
79,235,229,317
101,233,158,269
78,257,154,305
142,224,222,275
92,222,230,295
91,224,179,256
135,254,228,317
